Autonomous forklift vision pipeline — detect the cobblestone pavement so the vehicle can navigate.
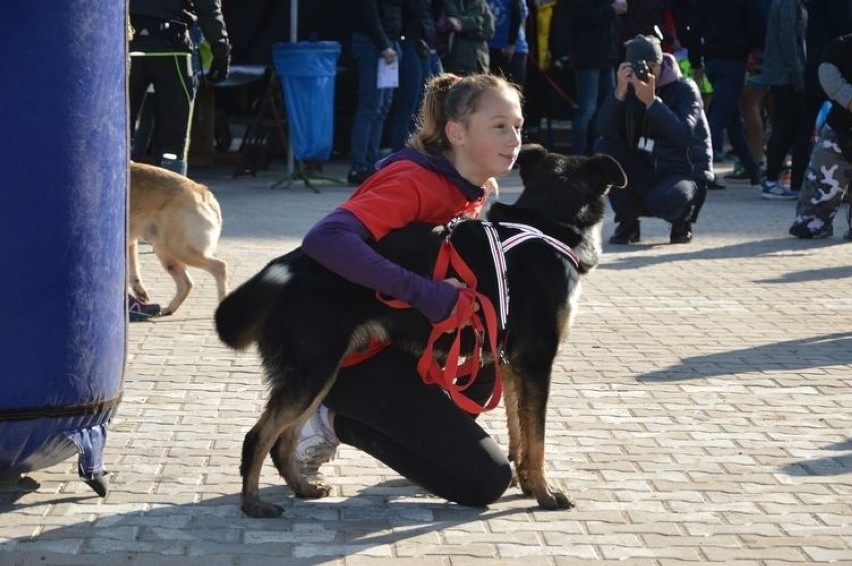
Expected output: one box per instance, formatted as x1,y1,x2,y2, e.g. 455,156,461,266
1,159,851,565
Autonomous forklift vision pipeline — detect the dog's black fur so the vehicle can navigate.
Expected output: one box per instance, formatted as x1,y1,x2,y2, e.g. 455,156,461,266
215,144,626,518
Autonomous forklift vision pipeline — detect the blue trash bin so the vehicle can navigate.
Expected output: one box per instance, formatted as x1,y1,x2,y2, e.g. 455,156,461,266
0,2,126,496
272,41,342,161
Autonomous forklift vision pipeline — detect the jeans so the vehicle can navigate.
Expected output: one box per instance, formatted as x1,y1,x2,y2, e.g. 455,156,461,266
705,58,760,176
350,33,399,172
387,39,433,151
598,137,696,224
572,66,615,155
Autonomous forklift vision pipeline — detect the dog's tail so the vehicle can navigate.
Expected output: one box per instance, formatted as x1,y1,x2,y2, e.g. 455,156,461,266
215,256,295,350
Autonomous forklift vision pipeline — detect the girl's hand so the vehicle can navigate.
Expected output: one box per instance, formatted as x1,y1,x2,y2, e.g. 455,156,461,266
448,17,462,32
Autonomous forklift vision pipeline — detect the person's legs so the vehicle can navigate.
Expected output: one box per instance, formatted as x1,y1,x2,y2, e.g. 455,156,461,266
150,53,196,175
509,51,528,90
706,58,760,181
765,85,797,182
788,92,818,191
325,347,512,507
597,137,652,242
349,33,383,177
740,83,767,165
790,126,852,238
387,40,427,151
643,175,696,223
571,68,600,155
129,55,154,158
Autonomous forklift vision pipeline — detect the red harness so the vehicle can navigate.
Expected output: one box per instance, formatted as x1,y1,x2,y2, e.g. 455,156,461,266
339,238,504,414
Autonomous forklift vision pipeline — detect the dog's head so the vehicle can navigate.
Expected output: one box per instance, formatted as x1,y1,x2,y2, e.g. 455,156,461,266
513,143,626,227
487,144,626,273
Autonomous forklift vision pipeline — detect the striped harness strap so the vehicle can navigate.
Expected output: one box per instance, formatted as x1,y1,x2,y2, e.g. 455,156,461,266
480,221,581,337
340,220,581,415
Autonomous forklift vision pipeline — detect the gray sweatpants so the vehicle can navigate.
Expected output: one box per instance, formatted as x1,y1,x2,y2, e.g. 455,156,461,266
791,125,852,237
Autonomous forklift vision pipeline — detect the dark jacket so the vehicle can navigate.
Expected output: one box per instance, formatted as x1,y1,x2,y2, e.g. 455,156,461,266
402,0,436,46
442,0,495,74
354,0,404,50
129,0,229,60
564,0,620,70
803,0,852,97
617,0,668,47
597,74,711,183
686,0,764,69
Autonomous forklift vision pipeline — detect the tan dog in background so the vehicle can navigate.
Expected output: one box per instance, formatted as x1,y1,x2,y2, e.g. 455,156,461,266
129,162,228,315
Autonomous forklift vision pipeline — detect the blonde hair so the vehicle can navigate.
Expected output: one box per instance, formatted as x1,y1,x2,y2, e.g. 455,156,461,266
408,73,523,154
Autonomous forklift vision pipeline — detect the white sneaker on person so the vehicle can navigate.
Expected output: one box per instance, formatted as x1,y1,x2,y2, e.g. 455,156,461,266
294,405,339,479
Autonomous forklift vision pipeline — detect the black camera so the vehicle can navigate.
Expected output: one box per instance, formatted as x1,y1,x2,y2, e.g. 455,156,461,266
631,60,650,81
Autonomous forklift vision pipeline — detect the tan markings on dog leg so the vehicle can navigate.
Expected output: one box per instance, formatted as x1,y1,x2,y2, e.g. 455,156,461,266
501,364,528,492
172,245,229,302
128,239,149,302
241,401,303,518
207,258,229,300
153,242,192,315
520,390,574,510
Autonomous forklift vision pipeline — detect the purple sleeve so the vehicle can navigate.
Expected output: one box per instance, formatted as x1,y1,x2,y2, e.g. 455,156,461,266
302,209,459,322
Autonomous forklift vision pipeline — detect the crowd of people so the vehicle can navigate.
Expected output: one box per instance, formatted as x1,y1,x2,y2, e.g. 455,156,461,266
335,0,851,245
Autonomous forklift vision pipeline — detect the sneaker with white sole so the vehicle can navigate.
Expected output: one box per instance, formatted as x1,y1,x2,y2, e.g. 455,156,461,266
761,179,799,200
294,404,339,480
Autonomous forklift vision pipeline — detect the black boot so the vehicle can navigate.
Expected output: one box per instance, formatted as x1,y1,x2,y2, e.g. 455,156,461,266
609,219,640,244
670,219,693,244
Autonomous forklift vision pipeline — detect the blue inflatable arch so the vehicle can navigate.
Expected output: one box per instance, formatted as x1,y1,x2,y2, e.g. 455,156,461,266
0,2,127,496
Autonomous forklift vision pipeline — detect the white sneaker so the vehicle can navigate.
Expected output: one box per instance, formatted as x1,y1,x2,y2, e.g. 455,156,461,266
294,405,339,479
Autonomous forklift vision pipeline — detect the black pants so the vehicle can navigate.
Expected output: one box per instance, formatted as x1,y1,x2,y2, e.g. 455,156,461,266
765,85,815,190
598,138,696,224
128,50,196,164
325,347,512,507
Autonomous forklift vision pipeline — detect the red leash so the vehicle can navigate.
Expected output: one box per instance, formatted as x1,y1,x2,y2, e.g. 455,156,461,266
340,239,504,414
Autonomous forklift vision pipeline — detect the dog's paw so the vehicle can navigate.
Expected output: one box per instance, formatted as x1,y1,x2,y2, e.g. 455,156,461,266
536,488,575,510
292,480,333,499
241,499,284,518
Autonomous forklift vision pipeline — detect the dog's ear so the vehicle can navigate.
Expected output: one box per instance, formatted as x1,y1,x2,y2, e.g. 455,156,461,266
582,153,628,192
516,143,548,174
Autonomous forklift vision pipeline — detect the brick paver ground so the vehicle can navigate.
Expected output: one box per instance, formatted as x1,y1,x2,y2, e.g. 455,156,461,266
1,158,851,565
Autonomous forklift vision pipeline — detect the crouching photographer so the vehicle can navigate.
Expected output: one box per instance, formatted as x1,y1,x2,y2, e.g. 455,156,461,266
595,35,712,245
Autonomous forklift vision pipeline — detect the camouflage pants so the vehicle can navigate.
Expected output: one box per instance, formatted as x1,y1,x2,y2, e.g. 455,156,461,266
791,125,852,237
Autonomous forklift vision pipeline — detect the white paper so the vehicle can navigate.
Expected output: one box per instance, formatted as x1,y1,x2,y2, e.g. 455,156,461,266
377,58,399,89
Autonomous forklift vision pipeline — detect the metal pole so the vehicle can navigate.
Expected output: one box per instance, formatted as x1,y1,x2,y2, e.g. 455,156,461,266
285,0,298,181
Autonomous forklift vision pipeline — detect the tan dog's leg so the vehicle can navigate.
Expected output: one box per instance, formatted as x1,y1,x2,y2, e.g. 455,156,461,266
194,255,228,301
502,365,532,495
269,380,336,499
128,239,150,303
152,242,193,315
513,366,574,510
240,402,301,518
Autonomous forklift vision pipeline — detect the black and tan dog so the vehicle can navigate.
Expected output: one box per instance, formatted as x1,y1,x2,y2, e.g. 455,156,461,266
215,144,626,518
